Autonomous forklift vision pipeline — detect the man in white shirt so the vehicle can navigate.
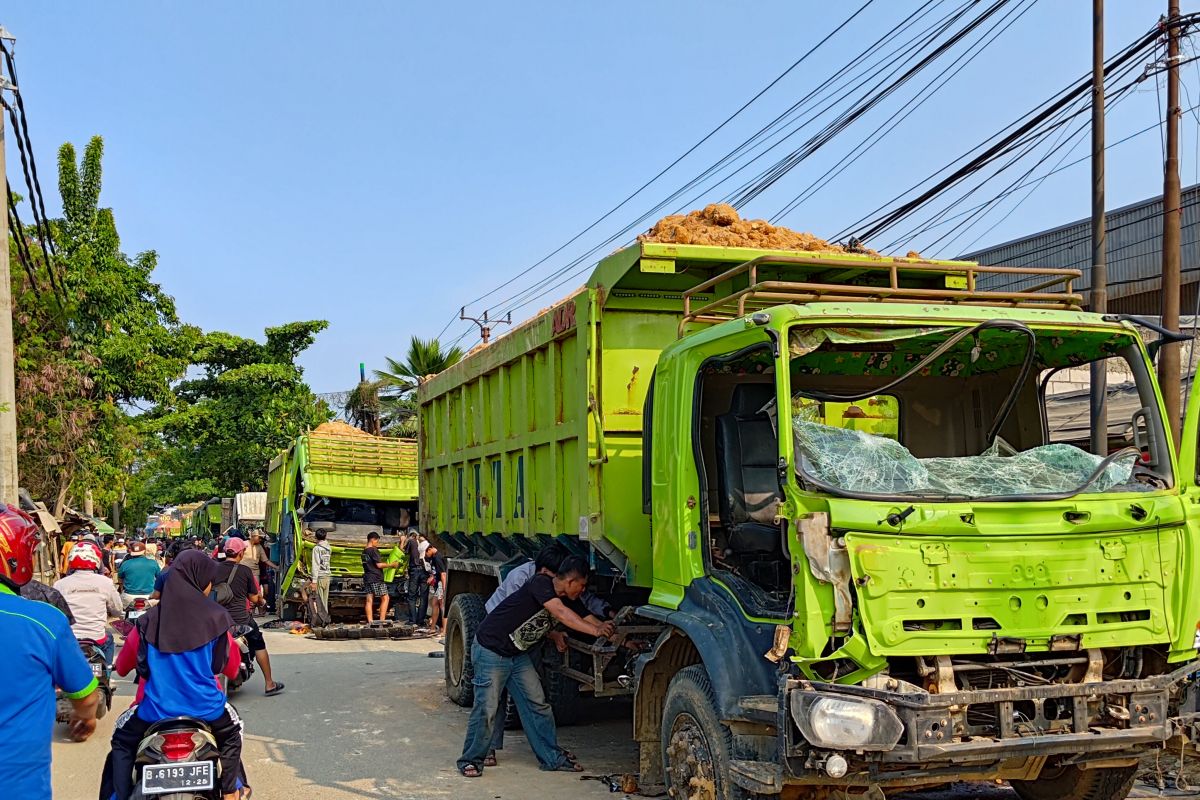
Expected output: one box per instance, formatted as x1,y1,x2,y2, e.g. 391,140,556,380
54,542,123,666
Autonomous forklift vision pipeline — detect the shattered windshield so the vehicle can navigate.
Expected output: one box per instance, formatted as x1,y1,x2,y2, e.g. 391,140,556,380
786,323,1167,500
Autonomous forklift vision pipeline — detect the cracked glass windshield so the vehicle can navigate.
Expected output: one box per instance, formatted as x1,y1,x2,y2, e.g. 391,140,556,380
785,323,1170,500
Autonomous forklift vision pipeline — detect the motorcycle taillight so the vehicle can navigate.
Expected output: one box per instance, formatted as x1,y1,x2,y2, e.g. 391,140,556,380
134,598,147,609
159,731,196,762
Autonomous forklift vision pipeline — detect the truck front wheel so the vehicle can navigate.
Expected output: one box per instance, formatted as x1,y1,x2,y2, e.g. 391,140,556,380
1010,764,1137,800
445,593,486,707
661,664,750,800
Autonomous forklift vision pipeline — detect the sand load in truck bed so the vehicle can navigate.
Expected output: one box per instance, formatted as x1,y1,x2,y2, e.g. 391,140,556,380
638,203,847,252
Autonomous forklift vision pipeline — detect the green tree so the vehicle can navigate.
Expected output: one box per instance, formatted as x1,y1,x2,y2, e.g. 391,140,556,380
145,322,333,500
373,336,463,394
11,137,198,515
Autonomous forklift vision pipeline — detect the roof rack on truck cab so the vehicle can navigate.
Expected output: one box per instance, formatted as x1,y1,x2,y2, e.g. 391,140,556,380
676,250,1083,335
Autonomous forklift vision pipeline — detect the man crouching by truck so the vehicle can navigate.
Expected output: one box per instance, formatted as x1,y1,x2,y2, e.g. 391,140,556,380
457,555,615,778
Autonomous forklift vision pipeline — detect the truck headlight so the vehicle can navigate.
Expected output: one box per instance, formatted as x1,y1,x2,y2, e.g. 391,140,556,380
791,694,904,751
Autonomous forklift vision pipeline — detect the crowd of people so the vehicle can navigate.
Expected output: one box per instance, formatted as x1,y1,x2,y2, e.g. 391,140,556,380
0,505,287,799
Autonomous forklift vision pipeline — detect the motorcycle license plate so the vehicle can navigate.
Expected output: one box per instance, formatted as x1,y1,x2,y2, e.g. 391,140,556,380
141,761,214,794
127,610,146,619
90,663,103,676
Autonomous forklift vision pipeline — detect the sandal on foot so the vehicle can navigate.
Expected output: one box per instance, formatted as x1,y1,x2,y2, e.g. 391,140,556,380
483,751,497,767
459,764,482,778
265,683,285,696
551,760,584,772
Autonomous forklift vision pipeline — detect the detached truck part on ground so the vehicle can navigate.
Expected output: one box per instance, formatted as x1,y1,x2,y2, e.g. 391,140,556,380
422,241,1200,799
267,426,418,620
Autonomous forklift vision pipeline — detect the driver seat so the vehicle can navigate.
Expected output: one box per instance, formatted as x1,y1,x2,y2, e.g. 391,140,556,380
715,384,782,558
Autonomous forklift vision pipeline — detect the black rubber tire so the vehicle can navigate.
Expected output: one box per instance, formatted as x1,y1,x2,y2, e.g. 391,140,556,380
445,593,486,707
542,658,582,726
503,693,522,730
661,664,749,800
280,602,299,622
94,688,110,720
1010,764,1137,800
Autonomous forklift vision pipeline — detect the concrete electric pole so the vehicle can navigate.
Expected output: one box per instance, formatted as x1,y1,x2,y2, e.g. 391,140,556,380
0,27,19,504
1160,2,1184,449
1089,0,1108,456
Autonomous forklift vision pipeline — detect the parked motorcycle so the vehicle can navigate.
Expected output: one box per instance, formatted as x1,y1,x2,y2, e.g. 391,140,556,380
56,639,112,724
128,716,223,799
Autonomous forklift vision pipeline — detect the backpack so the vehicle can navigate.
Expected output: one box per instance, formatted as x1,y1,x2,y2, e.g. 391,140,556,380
213,563,246,608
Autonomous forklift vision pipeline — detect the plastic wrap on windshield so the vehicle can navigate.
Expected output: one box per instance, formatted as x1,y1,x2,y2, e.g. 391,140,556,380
792,419,1145,497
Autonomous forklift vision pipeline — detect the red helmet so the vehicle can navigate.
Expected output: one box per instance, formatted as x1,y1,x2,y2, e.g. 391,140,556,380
0,504,40,587
67,541,104,573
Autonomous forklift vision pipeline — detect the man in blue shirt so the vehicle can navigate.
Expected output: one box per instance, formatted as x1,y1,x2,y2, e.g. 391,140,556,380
116,540,161,603
0,504,99,797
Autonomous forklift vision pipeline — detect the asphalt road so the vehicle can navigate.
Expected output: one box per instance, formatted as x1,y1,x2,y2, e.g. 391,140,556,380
49,626,1186,800
52,625,637,800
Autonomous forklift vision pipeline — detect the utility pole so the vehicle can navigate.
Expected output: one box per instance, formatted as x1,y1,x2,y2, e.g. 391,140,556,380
459,307,511,345
1160,2,1183,448
0,28,18,505
1089,0,1108,456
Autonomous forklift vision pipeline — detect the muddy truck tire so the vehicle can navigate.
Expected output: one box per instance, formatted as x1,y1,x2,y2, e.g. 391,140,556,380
1010,764,1137,800
445,593,486,707
542,652,582,726
661,664,755,800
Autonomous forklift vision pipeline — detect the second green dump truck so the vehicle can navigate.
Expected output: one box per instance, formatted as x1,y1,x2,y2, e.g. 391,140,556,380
267,424,418,619
422,241,1199,799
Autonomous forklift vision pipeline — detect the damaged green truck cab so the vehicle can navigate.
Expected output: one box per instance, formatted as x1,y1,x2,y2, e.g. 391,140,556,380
427,243,1198,799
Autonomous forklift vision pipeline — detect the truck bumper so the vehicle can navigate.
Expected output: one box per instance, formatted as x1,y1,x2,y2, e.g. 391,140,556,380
731,659,1199,794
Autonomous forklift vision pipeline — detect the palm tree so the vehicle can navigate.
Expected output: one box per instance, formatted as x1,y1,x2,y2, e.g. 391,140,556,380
344,379,383,435
374,336,464,394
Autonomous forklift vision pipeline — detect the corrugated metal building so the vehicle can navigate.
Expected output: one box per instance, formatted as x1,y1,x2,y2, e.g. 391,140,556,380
961,184,1200,315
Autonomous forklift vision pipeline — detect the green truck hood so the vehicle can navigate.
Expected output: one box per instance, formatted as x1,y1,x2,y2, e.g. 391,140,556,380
844,526,1171,657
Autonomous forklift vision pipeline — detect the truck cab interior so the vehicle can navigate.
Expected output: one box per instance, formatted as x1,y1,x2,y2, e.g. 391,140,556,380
694,346,791,616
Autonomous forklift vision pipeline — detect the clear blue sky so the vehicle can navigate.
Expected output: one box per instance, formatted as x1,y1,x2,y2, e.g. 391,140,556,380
2,2,1191,393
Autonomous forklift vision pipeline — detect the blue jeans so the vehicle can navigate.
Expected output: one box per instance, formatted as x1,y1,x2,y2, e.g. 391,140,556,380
97,633,115,667
458,641,567,772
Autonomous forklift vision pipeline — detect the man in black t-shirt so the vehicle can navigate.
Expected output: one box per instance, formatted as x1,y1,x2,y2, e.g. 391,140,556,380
216,538,284,696
425,546,449,639
456,556,615,778
403,529,428,626
362,531,400,624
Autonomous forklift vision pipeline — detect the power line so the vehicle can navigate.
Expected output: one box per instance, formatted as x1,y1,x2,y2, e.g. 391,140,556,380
439,0,880,336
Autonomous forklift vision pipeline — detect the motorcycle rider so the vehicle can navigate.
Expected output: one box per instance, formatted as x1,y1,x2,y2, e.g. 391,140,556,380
0,504,99,798
103,550,248,800
55,541,123,666
116,539,160,606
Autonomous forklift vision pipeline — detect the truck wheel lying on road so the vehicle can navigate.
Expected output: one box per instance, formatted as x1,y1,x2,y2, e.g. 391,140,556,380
661,664,751,800
1010,764,1137,800
445,593,486,707
280,602,299,622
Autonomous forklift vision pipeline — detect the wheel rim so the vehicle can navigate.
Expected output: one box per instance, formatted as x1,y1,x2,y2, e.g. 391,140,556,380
665,712,718,800
447,619,464,687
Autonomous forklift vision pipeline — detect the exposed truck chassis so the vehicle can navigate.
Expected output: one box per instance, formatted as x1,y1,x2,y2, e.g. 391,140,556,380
551,614,1198,794
729,660,1200,793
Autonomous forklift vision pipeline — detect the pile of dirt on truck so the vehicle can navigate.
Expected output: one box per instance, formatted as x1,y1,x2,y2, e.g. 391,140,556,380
638,203,846,252
312,420,371,438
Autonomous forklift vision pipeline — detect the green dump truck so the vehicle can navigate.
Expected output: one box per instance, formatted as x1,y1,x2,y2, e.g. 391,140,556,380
422,242,1200,799
267,426,419,619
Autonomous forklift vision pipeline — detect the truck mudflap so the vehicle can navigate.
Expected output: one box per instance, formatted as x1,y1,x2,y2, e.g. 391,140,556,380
727,659,1199,794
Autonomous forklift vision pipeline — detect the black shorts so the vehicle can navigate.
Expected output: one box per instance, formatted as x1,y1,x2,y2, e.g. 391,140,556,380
243,619,266,654
365,580,388,597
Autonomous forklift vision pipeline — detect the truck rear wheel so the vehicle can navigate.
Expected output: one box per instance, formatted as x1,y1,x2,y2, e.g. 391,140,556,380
542,657,582,726
445,593,486,707
1010,764,1137,800
661,664,750,800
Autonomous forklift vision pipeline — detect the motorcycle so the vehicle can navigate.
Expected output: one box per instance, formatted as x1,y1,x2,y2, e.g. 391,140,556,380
56,639,112,724
222,625,255,694
125,595,152,621
128,716,223,799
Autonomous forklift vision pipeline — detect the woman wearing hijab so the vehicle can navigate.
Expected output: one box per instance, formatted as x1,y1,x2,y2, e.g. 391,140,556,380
100,550,248,800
